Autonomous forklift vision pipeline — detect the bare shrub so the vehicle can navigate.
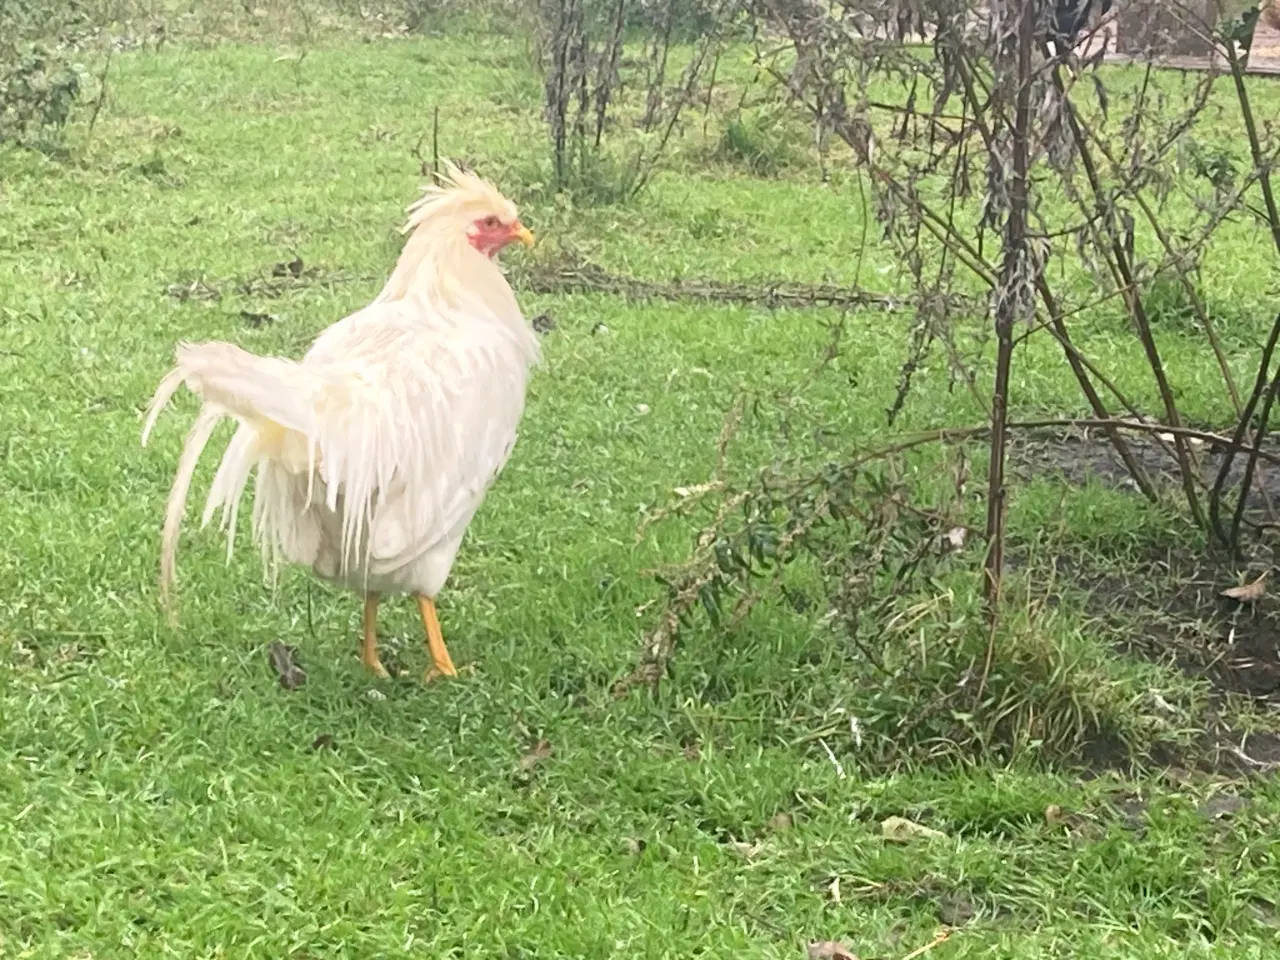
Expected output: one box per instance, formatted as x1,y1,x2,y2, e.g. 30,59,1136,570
618,0,1280,761
0,0,91,147
532,0,734,199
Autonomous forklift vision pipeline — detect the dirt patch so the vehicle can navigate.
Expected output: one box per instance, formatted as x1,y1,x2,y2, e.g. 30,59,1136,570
1013,426,1280,707
1012,427,1280,521
1013,427,1280,773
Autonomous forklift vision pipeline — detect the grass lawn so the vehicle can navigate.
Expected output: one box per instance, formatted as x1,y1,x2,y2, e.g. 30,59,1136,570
4,17,1280,958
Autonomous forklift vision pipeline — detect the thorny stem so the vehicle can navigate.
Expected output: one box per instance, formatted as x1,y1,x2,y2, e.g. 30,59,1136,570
1074,102,1278,524
1234,369,1280,548
631,29,720,197
1073,115,1243,415
1033,283,1158,499
1224,314,1280,549
593,0,628,149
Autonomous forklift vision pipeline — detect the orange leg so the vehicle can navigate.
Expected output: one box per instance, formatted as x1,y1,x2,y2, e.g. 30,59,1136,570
360,592,390,679
415,594,458,682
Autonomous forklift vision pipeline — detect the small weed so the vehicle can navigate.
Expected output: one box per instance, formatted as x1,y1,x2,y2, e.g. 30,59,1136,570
1142,272,1202,332
716,110,805,176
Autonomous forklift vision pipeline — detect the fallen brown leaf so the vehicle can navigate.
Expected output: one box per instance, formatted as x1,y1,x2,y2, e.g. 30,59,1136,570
519,739,552,771
825,875,842,904
1221,571,1268,602
267,641,306,690
727,839,764,859
806,940,858,960
881,815,947,842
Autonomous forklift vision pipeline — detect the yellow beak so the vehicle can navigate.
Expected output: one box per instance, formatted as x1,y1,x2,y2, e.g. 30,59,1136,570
513,224,535,247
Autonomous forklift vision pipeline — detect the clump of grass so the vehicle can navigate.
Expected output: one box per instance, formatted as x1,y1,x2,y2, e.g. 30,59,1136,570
1142,272,1201,333
844,577,1202,769
1138,267,1258,342
715,109,806,177
632,449,1204,772
664,563,1203,773
560,150,642,205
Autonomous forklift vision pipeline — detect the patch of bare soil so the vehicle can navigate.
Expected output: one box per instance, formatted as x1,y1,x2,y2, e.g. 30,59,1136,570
1013,428,1280,774
1013,426,1280,519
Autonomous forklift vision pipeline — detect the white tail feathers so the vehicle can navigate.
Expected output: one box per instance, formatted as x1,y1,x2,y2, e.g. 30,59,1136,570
158,407,222,615
142,341,317,616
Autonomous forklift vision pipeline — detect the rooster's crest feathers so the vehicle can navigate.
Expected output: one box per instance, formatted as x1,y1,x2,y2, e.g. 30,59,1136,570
403,161,518,234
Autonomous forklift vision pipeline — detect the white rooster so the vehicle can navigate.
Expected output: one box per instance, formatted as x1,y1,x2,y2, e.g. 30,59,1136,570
142,164,539,682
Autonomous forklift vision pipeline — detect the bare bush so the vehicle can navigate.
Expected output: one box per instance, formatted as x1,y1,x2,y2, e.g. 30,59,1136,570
0,0,91,146
621,0,1280,750
532,0,734,198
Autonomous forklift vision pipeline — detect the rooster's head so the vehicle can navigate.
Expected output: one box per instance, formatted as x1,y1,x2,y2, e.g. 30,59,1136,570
403,162,534,259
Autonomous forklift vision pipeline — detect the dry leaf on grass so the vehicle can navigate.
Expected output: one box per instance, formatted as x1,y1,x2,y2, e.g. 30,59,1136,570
1221,572,1268,602
267,641,306,690
881,816,947,842
727,839,765,860
806,940,858,959
899,928,953,960
519,740,552,771
825,875,842,904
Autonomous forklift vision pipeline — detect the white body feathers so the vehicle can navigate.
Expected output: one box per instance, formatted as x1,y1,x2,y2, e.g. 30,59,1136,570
142,173,541,607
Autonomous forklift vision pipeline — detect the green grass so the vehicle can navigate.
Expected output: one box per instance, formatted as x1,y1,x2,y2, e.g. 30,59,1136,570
4,21,1280,958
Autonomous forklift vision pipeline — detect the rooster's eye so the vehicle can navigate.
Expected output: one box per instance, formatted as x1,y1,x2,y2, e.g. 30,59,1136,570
483,216,501,228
